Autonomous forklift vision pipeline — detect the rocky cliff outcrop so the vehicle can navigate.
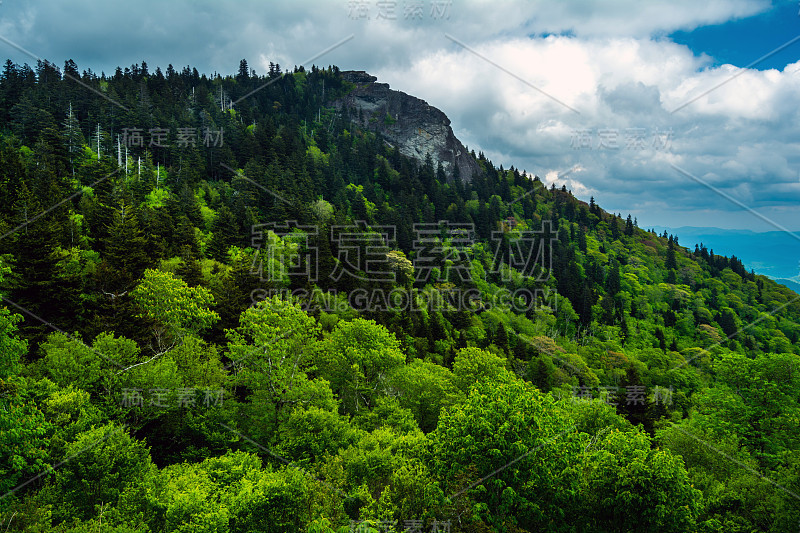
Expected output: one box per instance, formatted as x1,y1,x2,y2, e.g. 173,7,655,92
334,71,482,182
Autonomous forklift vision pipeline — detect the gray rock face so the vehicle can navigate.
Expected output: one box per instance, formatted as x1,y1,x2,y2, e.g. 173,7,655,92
334,71,482,182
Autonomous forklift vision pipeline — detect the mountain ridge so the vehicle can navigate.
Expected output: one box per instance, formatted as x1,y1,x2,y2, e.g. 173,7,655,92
653,225,800,281
2,59,800,532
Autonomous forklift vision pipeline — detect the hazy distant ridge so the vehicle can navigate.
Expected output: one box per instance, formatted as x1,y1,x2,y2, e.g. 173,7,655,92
653,226,800,283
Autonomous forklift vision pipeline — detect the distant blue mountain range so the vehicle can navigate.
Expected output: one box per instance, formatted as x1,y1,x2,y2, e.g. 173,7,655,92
775,278,800,294
652,226,800,293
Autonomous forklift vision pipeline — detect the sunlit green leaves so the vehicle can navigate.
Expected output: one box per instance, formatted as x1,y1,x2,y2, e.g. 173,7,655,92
317,318,405,414
428,379,581,531
579,428,702,532
131,269,219,345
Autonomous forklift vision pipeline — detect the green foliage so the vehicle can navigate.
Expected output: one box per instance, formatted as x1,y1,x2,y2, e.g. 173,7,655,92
0,389,51,499
451,347,511,393
131,269,219,346
54,423,153,522
565,397,632,436
351,396,419,434
578,428,702,532
40,383,105,461
278,406,361,463
1,61,798,531
39,333,104,391
376,457,446,524
387,359,461,432
168,334,228,388
428,379,581,531
317,318,405,414
227,296,333,445
141,450,316,533
0,271,49,503
0,262,26,380
0,306,26,381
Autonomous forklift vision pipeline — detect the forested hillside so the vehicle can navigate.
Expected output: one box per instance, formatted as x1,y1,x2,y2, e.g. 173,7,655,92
1,59,799,532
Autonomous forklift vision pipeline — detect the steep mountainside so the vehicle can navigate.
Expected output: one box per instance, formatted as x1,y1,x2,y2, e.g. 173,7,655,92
1,59,800,532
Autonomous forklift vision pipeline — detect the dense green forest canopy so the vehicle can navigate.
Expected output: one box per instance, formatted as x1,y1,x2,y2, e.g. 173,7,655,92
1,58,799,532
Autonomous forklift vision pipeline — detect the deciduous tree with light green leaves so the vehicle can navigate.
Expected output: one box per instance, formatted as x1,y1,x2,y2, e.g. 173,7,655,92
227,296,335,446
387,359,461,432
53,423,154,523
0,262,51,503
428,379,582,532
131,269,219,353
317,318,406,414
451,346,511,394
0,260,26,381
577,428,702,532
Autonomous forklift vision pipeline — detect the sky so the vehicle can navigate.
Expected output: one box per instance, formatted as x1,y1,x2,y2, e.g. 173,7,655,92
0,0,799,232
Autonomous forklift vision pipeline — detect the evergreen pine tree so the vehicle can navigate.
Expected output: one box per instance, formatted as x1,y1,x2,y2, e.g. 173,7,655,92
207,204,240,262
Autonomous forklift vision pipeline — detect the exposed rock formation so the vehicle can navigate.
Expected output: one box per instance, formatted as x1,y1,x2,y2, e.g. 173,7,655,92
334,71,482,182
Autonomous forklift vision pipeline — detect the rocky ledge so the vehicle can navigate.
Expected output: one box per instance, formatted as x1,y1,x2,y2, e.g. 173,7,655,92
334,70,482,182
